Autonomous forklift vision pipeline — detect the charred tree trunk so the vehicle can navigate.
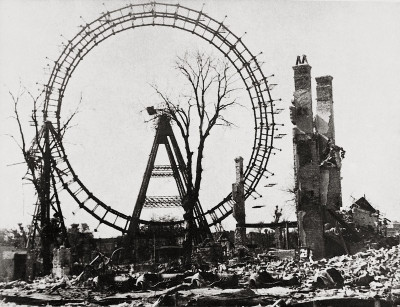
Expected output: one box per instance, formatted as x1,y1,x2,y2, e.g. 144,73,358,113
182,193,197,264
40,122,52,275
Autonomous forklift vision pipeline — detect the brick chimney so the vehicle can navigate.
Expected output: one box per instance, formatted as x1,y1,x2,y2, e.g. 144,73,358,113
316,76,343,211
291,55,326,259
232,157,246,253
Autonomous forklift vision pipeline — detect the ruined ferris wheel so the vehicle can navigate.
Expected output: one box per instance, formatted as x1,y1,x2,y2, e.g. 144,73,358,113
26,2,282,259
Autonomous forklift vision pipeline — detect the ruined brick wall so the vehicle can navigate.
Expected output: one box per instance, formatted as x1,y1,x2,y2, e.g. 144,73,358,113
290,57,345,259
316,76,342,212
291,58,325,259
0,246,27,281
352,208,379,229
52,245,71,278
326,169,342,209
296,157,325,258
0,247,16,282
315,76,335,139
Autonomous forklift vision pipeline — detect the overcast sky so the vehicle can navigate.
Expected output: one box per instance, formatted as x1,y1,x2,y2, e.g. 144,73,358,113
1,0,399,237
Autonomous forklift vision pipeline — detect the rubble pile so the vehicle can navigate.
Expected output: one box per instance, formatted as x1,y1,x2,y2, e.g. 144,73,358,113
1,245,400,306
324,209,398,256
264,245,400,302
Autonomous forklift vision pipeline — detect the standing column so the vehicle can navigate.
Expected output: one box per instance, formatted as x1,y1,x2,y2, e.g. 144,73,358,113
232,157,246,252
290,55,325,259
315,76,342,211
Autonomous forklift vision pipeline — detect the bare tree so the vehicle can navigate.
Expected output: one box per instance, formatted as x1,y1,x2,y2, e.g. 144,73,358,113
152,51,240,249
10,86,80,192
9,87,43,194
9,85,80,274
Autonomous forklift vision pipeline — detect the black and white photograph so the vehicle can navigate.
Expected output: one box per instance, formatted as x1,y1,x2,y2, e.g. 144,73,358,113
0,0,399,306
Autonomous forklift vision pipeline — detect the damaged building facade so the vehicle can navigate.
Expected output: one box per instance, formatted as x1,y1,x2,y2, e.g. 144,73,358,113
291,55,345,259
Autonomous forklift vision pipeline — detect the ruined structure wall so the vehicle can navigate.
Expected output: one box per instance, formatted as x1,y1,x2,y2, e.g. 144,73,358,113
296,148,325,257
291,61,325,259
52,246,71,278
352,208,379,229
315,76,335,140
316,76,342,211
327,169,342,209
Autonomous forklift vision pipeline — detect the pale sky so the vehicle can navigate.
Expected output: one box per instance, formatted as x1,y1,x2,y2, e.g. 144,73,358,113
1,0,400,237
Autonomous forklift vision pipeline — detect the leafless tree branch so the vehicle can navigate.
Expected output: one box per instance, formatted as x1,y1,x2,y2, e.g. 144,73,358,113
151,51,242,252
153,50,241,201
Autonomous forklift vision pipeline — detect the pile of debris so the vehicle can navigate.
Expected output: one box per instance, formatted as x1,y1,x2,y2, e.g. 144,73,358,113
324,208,398,256
262,245,400,302
1,244,400,306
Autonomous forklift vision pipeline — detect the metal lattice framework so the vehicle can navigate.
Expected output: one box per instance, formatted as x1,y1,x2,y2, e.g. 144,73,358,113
37,2,278,233
151,165,174,177
144,196,182,208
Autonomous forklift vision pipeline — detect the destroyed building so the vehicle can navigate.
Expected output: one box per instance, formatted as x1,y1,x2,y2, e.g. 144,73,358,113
291,55,345,259
0,245,27,282
350,197,380,230
290,56,397,260
386,221,400,237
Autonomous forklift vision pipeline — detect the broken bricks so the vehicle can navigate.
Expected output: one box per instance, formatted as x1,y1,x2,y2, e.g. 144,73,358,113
313,268,344,288
1,245,400,306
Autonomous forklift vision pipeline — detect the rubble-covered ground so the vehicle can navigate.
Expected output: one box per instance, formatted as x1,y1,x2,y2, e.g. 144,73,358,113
2,244,400,306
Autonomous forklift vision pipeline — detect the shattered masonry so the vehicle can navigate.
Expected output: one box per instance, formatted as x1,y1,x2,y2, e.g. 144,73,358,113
291,56,326,259
316,76,343,212
291,55,344,259
52,245,71,279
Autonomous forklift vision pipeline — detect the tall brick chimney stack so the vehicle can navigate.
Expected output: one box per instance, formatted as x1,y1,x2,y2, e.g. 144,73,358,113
291,55,326,259
316,76,343,211
315,76,335,140
292,55,313,134
232,157,246,253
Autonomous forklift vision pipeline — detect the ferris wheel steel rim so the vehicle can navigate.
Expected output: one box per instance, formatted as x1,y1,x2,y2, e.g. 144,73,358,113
42,2,276,232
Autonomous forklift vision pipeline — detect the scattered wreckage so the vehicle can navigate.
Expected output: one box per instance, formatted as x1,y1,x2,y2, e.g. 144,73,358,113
1,244,400,306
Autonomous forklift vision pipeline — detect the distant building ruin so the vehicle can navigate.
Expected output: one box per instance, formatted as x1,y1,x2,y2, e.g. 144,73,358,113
291,55,345,259
232,157,247,252
351,197,380,231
